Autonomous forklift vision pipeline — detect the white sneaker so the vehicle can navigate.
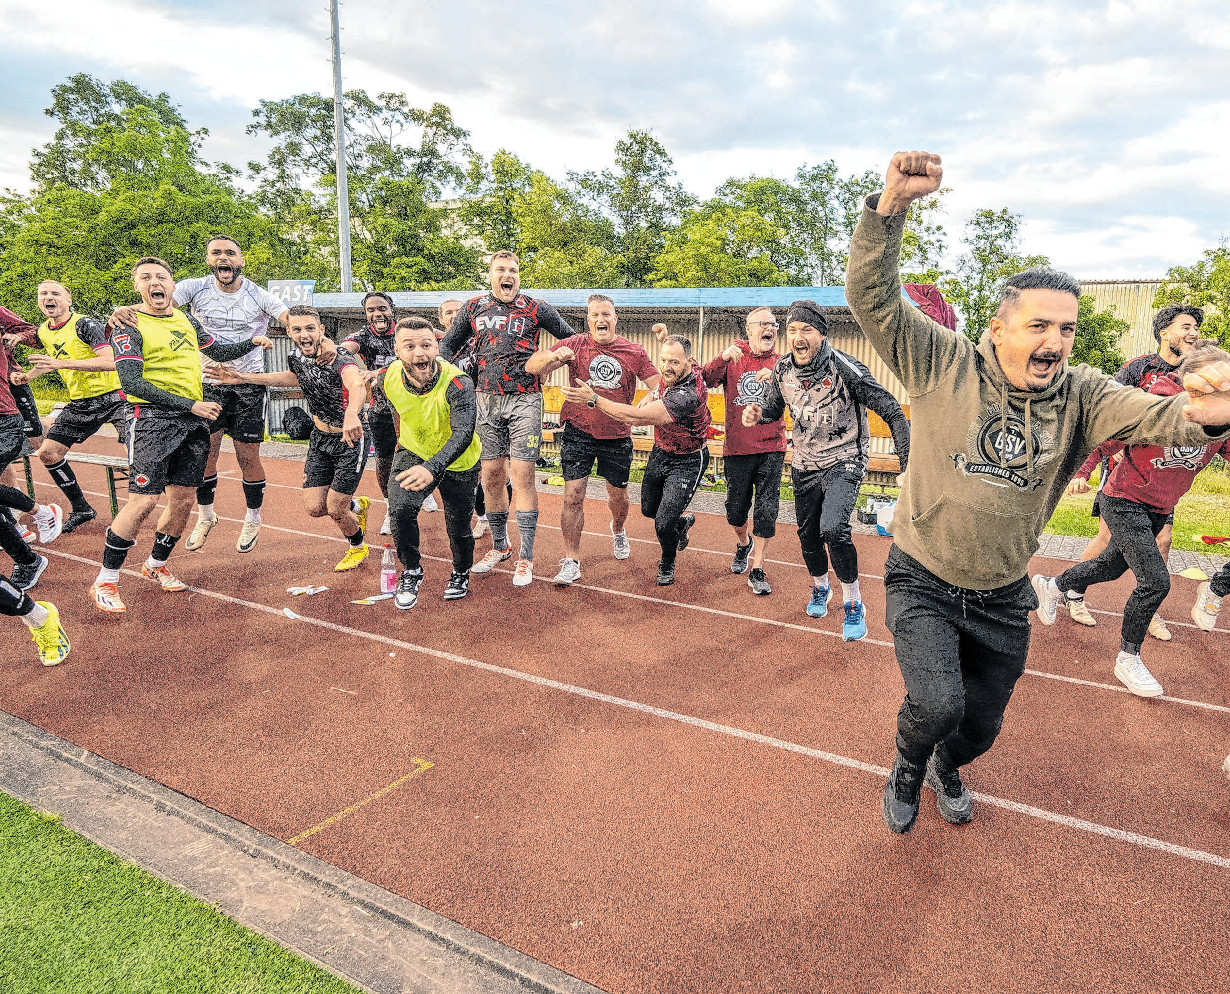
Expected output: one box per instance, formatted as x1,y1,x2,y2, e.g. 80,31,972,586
423,493,438,512
1032,575,1059,625
186,513,218,552
610,522,631,560
236,519,261,553
471,516,490,539
471,546,511,574
552,558,581,586
1223,753,1230,782
1114,651,1164,698
512,558,534,587
1066,596,1097,626
1191,581,1222,632
380,511,391,535
35,504,63,544
1147,613,1172,641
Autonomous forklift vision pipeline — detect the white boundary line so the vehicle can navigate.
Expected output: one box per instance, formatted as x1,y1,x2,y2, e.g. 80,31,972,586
33,481,1230,713
35,546,1230,873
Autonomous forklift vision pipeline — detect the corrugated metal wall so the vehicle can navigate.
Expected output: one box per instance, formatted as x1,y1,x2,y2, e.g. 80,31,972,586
1079,280,1163,361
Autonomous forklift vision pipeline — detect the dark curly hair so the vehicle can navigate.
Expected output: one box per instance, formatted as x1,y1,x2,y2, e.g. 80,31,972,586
1152,304,1203,343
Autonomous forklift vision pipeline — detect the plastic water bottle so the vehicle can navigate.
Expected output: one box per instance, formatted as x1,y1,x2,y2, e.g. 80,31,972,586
380,543,397,593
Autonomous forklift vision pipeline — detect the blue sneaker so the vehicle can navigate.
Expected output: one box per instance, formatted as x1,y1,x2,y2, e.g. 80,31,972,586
806,584,832,618
842,600,867,641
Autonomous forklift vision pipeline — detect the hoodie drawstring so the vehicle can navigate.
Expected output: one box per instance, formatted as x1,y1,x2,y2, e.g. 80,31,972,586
997,381,1035,475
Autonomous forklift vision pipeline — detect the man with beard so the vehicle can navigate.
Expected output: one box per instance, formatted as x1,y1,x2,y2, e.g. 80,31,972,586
209,306,372,572
380,318,481,610
110,236,290,554
847,150,1230,835
441,252,578,586
526,294,660,584
703,307,788,595
562,333,711,587
339,291,432,528
91,257,273,614
743,302,909,635
1065,304,1206,638
437,299,464,337
8,281,130,532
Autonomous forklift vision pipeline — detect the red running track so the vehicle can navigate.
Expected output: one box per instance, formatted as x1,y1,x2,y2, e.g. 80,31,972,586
3,443,1228,993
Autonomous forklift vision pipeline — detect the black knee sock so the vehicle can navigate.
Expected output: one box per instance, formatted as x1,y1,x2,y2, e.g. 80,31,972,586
103,529,136,570
242,478,266,510
46,459,90,512
150,531,179,565
345,526,364,547
197,474,218,507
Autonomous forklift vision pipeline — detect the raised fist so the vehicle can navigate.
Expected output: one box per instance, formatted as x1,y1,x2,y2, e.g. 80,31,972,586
652,322,669,343
1066,477,1090,496
742,404,763,427
878,151,943,217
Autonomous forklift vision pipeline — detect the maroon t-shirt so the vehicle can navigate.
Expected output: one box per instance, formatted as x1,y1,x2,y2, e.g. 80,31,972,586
555,334,659,440
0,306,38,417
653,363,712,455
701,341,786,456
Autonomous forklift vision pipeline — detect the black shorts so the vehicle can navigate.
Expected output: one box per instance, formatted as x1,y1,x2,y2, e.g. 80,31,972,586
127,411,212,495
0,413,25,468
560,422,634,488
47,391,132,448
724,450,785,538
303,426,371,496
369,408,398,461
203,383,267,444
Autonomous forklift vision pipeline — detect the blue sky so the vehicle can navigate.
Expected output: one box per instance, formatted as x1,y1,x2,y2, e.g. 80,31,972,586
2,0,1227,278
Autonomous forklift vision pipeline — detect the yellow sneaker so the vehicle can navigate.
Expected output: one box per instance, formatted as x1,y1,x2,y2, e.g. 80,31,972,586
142,563,187,592
354,495,370,534
1147,613,1172,641
30,602,70,666
335,543,369,572
1066,597,1097,626
90,581,126,614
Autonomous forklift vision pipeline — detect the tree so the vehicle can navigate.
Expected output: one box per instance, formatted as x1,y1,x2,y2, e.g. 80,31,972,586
1071,296,1127,374
898,189,951,285
570,130,693,288
649,202,788,288
940,208,1049,341
1153,244,1230,347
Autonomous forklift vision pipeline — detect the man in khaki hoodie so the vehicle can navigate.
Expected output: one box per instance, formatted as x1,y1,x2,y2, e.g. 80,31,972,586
846,150,1230,835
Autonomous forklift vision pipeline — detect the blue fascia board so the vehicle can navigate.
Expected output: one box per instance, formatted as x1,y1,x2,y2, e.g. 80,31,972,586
309,286,882,310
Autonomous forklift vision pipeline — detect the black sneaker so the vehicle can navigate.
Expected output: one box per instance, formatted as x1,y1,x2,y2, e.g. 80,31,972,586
62,507,97,534
925,750,974,825
730,538,754,574
442,571,469,600
11,555,49,592
747,567,771,595
394,569,424,611
882,754,925,834
657,561,675,586
676,513,695,551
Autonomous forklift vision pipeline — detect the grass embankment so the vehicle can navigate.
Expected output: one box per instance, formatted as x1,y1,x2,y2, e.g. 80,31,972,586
0,792,360,994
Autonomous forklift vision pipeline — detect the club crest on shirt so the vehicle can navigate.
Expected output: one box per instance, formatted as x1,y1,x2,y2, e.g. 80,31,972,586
588,354,623,390
734,370,768,407
951,405,1051,490
112,334,131,353
1151,445,1207,470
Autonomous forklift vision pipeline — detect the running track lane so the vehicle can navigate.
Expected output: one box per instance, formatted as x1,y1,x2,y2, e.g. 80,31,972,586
3,452,1228,993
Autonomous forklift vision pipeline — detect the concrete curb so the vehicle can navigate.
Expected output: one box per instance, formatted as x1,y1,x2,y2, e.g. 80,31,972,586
0,710,607,994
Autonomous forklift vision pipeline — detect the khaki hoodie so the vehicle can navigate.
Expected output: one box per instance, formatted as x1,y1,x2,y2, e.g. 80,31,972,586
845,196,1230,590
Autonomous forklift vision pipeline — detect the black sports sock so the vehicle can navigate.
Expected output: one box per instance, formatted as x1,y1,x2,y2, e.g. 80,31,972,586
197,474,218,507
345,526,364,547
150,531,179,564
46,459,90,512
242,478,266,510
103,529,136,570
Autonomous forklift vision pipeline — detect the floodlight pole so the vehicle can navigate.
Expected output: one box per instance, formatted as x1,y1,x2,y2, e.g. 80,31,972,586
330,0,353,293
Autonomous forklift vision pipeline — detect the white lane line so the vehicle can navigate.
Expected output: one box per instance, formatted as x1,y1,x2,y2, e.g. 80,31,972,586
37,483,1230,706
35,546,1230,873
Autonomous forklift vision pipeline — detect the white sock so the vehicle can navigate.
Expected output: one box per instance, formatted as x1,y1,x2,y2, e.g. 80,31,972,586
95,567,120,585
841,580,861,604
1046,577,1060,598
1064,589,1083,601
199,503,215,520
244,507,261,524
479,515,488,522
146,555,166,570
351,499,360,513
21,602,50,628
812,576,829,590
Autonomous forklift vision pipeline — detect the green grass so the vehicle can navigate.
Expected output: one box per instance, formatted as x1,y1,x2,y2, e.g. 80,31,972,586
0,792,360,994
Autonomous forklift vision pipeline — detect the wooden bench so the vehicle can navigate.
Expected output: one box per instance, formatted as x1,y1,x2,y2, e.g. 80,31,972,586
22,442,129,516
